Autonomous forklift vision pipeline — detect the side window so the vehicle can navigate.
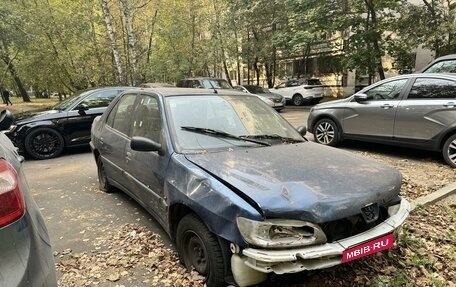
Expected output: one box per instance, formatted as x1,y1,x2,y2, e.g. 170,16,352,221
106,94,137,136
131,95,161,142
275,83,285,89
408,78,456,99
78,89,119,109
364,79,408,101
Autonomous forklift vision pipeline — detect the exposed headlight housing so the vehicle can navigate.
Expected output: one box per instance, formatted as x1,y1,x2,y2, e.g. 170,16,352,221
237,217,327,248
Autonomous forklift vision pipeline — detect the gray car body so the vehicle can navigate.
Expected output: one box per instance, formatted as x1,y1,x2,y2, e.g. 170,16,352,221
91,88,403,247
0,133,57,286
307,73,456,152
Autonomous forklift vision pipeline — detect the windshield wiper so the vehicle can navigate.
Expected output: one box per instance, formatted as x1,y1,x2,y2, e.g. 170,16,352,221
181,126,271,146
242,134,304,143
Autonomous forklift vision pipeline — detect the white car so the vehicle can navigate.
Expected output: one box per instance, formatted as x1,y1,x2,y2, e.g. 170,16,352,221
271,78,324,106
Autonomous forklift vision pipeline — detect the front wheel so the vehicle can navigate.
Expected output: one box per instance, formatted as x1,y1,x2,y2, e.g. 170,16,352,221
443,134,456,168
176,214,226,287
24,128,65,159
313,118,340,146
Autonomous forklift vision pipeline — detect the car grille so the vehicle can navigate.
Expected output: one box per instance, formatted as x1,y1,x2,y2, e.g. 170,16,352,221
321,206,388,242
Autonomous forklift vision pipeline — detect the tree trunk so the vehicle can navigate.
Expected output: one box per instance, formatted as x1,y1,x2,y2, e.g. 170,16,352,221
212,0,231,83
100,0,126,84
1,52,30,102
365,0,385,80
120,0,139,85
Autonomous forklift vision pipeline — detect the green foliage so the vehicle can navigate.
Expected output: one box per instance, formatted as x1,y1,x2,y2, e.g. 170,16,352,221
1,0,455,95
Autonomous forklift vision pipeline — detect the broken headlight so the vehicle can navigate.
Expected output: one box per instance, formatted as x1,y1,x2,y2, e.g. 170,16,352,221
237,217,327,248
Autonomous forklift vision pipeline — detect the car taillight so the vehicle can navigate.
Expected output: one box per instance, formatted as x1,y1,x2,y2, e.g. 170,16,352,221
0,159,25,228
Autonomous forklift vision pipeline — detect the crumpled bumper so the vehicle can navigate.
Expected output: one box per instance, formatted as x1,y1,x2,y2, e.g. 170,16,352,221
240,198,410,274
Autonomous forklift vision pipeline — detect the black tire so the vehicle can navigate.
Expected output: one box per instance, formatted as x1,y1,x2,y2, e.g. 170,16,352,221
443,134,456,168
176,214,226,287
24,128,64,159
313,118,340,146
96,156,114,193
292,94,304,106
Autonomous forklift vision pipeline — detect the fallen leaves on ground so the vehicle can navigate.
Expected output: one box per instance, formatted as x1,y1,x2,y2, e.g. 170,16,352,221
57,224,205,287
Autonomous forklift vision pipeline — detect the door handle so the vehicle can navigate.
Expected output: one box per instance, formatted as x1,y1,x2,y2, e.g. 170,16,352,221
380,104,395,109
443,102,455,108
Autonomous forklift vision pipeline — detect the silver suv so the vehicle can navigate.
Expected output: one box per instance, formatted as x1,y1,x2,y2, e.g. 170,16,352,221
307,74,456,167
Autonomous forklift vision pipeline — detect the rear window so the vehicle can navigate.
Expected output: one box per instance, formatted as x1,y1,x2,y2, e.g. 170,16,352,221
306,79,322,86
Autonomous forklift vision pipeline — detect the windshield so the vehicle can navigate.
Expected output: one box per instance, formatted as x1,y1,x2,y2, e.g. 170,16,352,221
201,79,233,89
52,90,90,110
423,59,456,73
166,95,303,153
245,86,269,94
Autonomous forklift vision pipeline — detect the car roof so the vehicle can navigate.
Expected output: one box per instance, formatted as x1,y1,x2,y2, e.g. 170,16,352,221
132,87,247,97
179,77,228,80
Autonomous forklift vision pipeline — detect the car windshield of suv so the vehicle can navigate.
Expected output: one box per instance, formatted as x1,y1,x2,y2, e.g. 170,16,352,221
166,95,303,153
245,86,270,94
201,79,232,89
423,60,456,73
53,90,90,110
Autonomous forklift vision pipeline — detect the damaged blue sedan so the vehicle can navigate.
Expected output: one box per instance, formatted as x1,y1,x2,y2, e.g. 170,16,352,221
90,88,410,287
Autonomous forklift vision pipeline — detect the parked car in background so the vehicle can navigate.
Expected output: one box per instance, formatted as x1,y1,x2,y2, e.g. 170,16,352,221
234,85,285,111
4,86,133,160
421,54,456,73
176,77,233,89
307,73,456,167
271,78,324,106
91,88,409,287
139,82,175,88
0,110,57,286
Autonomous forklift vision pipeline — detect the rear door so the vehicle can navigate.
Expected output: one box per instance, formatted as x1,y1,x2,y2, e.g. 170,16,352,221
394,77,456,142
98,93,138,187
343,78,409,138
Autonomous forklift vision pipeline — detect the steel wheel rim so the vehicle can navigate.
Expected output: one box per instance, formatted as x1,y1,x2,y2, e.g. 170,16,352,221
183,231,208,274
315,122,335,144
31,132,61,156
448,138,456,165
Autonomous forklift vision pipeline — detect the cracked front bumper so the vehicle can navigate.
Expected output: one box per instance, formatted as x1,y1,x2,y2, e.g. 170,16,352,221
240,198,410,274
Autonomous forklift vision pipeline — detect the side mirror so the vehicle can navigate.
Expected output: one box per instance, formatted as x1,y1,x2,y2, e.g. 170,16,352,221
131,136,162,153
354,93,369,102
77,103,89,115
296,126,307,137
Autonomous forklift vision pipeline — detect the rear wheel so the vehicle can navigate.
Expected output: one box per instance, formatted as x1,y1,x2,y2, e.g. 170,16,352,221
313,118,340,146
292,94,304,106
24,128,64,159
96,156,114,193
176,214,226,287
443,134,456,168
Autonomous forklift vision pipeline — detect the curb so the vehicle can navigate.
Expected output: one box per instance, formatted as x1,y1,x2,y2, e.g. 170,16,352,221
411,182,456,210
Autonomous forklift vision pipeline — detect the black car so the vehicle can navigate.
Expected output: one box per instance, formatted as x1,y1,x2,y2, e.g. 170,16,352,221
0,110,57,286
5,87,132,159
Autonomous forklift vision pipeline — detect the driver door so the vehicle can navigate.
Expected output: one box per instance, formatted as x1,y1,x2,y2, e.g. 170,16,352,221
343,79,409,138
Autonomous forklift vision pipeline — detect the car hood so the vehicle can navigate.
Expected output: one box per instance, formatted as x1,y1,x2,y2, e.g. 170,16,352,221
257,92,283,100
15,109,64,124
185,142,401,223
314,97,349,108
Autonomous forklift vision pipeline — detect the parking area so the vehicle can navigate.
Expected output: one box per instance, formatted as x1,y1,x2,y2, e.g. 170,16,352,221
23,106,455,287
